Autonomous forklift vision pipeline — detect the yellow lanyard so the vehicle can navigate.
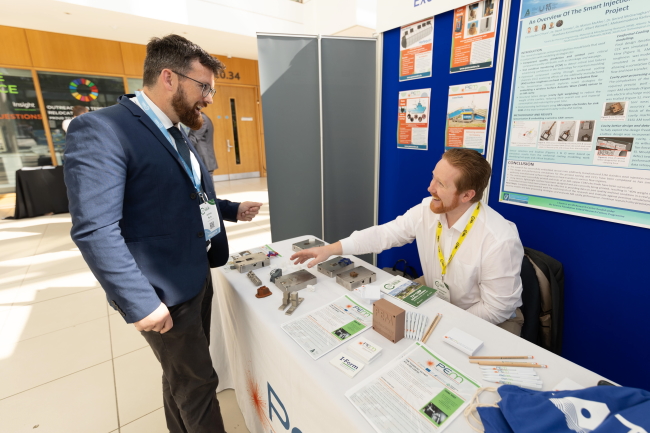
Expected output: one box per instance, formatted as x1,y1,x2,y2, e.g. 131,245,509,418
436,203,481,279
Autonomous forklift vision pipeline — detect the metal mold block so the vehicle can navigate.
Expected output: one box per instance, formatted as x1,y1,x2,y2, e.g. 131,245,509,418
318,256,355,278
247,271,262,286
336,266,377,291
233,252,270,273
274,269,317,293
291,239,325,252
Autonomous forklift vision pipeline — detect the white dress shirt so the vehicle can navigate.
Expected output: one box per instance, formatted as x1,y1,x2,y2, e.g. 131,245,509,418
340,198,524,324
130,93,201,185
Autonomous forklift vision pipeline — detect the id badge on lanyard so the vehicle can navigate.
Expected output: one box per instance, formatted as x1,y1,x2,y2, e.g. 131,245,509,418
135,91,221,240
200,197,221,241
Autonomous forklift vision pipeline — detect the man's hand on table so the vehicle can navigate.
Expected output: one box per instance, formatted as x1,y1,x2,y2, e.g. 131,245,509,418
134,302,173,333
290,241,343,268
237,201,263,221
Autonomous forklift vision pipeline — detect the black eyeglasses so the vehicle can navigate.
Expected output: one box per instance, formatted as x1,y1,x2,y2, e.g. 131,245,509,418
172,71,216,98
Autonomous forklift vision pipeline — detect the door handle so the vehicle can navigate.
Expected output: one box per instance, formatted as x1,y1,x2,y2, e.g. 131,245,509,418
227,139,233,152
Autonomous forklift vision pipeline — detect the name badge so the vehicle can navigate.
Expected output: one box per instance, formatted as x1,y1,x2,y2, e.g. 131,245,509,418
433,279,451,303
200,199,221,240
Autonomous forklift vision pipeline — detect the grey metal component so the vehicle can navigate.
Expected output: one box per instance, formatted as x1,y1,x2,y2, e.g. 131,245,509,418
233,252,270,273
335,266,377,291
321,37,376,266
291,239,325,252
285,292,304,316
317,256,355,278
247,271,262,286
274,269,317,292
270,268,282,283
279,291,290,311
257,35,323,242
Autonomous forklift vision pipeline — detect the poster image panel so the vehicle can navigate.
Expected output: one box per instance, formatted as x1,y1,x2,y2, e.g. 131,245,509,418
398,89,430,150
500,0,650,229
399,18,434,82
450,0,499,73
445,81,492,154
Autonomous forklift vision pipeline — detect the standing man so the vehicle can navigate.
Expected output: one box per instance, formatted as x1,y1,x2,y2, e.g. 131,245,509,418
291,149,525,335
65,35,262,433
189,112,218,175
62,105,89,132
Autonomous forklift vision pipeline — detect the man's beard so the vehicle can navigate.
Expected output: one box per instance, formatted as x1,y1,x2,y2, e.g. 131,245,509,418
171,85,204,130
429,193,460,214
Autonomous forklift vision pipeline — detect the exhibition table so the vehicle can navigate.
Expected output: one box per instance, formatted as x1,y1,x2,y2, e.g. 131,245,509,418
210,236,611,433
13,166,68,219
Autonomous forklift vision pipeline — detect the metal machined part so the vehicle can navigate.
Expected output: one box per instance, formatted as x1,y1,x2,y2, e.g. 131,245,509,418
291,239,325,252
285,292,304,316
247,271,262,286
274,269,317,293
233,252,270,273
279,291,291,311
317,256,355,278
336,266,377,291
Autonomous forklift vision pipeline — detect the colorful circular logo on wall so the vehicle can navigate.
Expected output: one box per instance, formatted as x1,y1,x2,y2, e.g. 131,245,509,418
69,78,99,102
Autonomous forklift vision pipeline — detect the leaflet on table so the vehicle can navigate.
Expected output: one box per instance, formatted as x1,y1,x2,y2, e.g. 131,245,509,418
381,276,438,308
222,245,280,272
281,294,372,360
499,0,650,229
445,82,492,154
399,18,434,82
450,0,499,73
398,89,430,150
346,342,481,433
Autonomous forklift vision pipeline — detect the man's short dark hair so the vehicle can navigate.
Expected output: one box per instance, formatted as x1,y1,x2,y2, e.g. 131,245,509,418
72,105,89,117
442,148,492,203
143,34,225,87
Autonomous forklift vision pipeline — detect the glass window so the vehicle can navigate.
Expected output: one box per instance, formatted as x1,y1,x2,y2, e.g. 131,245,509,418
0,68,48,194
126,78,143,93
37,72,125,164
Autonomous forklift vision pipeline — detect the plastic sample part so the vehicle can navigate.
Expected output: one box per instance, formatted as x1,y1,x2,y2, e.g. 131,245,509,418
255,286,272,298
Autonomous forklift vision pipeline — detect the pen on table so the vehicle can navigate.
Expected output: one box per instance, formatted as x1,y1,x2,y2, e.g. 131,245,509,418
482,379,543,389
422,313,441,343
481,374,542,383
471,361,547,368
470,356,534,360
418,316,427,341
480,367,538,375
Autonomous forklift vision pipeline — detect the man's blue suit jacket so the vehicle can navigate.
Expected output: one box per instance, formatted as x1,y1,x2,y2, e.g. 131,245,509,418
65,95,240,323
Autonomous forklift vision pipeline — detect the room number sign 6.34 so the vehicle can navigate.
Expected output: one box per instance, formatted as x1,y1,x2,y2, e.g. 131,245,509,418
217,71,241,80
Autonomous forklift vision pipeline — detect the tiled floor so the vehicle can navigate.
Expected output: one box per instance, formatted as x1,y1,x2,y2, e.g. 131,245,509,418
0,177,270,433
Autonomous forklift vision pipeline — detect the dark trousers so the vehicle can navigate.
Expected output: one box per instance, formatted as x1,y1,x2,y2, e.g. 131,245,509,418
141,270,226,433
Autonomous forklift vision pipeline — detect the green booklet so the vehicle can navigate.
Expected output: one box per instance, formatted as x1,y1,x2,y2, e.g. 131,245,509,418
381,276,437,308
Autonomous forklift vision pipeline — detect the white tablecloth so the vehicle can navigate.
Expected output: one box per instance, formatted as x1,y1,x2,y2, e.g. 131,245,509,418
210,236,610,433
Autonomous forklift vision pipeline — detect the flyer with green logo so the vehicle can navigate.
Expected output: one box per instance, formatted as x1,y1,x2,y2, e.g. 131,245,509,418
382,276,437,308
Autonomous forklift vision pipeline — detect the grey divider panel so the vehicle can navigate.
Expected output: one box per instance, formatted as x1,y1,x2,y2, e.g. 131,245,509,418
257,36,322,242
321,37,376,265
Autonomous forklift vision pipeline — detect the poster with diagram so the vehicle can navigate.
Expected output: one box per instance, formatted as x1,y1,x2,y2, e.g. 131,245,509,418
398,89,430,150
445,81,492,154
399,18,434,82
450,0,499,73
499,0,650,229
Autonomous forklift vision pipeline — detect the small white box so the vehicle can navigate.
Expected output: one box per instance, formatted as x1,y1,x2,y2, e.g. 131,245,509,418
349,339,383,364
443,328,484,356
330,352,365,377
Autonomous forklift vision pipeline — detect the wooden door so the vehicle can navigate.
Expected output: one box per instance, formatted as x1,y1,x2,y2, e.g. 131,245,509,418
214,85,261,178
201,101,232,179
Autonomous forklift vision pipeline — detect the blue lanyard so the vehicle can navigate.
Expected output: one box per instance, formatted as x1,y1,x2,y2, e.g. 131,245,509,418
135,91,203,195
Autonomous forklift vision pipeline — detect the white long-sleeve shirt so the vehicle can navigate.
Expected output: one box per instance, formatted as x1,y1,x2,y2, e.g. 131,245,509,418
340,198,524,324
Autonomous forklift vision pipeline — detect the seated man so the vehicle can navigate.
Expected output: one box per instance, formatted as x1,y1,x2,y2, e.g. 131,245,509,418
291,148,525,335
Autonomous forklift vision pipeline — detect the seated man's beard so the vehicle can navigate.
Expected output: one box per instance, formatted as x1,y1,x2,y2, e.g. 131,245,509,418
172,86,203,130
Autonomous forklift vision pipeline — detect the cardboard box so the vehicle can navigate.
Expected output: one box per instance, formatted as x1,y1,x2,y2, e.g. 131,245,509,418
372,299,405,343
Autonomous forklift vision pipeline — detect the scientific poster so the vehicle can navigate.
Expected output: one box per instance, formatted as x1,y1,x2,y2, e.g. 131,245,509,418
399,18,434,82
346,342,480,433
398,89,430,150
445,81,492,154
500,0,650,228
450,0,499,73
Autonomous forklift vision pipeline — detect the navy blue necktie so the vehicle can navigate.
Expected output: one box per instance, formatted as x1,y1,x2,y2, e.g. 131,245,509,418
167,126,192,170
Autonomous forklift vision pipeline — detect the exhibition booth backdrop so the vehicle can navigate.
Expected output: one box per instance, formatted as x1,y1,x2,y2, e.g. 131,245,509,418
375,0,650,391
